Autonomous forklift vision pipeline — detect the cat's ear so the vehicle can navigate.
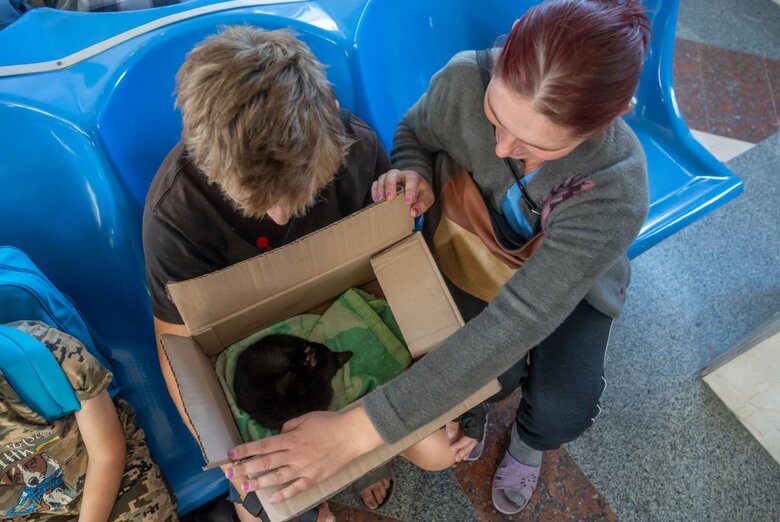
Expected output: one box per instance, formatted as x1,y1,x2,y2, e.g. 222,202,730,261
335,351,353,366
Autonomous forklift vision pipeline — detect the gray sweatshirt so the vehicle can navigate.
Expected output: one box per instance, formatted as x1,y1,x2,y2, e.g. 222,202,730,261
361,50,649,444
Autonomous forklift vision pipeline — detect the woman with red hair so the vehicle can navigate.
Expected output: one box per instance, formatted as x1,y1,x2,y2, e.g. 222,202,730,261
227,0,653,515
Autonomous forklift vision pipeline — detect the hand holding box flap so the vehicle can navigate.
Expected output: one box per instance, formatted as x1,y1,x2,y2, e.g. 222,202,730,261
159,333,242,467
371,233,464,358
167,197,414,336
256,379,501,522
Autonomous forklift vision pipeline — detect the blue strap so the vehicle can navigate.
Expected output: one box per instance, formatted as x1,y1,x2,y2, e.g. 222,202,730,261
0,325,81,422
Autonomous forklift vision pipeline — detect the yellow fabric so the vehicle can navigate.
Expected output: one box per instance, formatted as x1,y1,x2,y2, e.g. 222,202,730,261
433,215,516,302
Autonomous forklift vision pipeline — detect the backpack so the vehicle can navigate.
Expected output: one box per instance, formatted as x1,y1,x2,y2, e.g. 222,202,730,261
0,246,120,403
0,324,81,421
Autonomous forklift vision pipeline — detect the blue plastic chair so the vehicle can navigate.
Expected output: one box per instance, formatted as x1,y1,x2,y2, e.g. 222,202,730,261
0,0,742,514
350,0,743,258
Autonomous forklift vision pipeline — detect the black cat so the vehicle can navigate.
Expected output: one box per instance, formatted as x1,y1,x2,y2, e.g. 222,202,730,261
233,334,352,430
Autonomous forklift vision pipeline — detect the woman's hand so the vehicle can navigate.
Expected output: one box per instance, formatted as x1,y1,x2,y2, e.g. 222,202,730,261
372,169,435,217
226,407,383,503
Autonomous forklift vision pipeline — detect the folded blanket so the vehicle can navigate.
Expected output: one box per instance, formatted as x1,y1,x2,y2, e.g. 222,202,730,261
215,288,411,442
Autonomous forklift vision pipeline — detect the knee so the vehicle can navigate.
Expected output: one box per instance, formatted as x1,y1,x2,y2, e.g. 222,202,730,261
401,428,456,472
526,382,604,443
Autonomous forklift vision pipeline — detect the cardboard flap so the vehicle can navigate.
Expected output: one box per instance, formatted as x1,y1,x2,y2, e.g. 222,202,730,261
190,257,377,356
257,379,501,521
371,233,464,357
167,197,413,334
159,334,242,467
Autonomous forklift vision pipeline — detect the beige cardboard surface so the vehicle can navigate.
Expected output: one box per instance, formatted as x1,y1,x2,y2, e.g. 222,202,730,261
257,380,501,521
167,197,413,335
163,196,501,521
191,256,376,356
159,334,242,466
371,233,464,357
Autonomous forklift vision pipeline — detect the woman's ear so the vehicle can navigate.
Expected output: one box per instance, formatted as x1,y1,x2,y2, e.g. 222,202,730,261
618,102,633,116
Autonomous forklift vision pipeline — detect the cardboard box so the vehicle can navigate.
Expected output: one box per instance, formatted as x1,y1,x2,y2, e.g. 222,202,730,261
159,196,500,521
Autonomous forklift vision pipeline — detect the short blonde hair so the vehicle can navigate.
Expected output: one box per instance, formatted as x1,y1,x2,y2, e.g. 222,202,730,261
175,26,352,218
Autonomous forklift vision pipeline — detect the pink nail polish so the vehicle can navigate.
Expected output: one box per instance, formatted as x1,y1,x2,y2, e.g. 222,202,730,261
242,482,250,492
226,468,234,479
412,208,419,217
228,449,236,460
385,191,392,198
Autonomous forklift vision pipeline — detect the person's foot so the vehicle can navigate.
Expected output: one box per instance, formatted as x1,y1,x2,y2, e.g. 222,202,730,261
351,462,394,511
491,451,540,515
360,478,392,510
315,502,335,522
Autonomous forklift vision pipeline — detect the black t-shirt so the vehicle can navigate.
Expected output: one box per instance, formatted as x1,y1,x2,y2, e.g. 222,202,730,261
142,113,391,324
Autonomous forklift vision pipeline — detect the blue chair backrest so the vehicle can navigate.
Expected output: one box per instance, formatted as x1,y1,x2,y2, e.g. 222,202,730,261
0,0,743,514
0,324,81,422
0,246,119,397
351,0,743,258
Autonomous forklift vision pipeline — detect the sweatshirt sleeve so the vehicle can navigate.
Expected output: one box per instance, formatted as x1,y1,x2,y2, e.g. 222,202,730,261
391,56,474,185
361,155,648,443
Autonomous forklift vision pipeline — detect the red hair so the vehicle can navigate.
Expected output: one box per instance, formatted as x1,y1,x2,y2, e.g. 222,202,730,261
497,0,651,137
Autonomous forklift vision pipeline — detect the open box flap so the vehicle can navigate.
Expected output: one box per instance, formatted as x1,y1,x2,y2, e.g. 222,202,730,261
371,233,464,357
167,197,413,335
159,333,242,467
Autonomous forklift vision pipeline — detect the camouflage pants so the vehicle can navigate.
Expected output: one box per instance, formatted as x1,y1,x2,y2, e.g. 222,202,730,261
108,397,178,522
27,398,178,522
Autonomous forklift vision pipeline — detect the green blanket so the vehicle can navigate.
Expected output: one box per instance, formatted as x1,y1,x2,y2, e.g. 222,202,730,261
215,288,411,442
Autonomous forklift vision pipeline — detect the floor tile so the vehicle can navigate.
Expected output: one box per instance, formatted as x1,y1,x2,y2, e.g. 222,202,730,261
699,44,778,142
453,390,617,521
673,39,709,132
674,39,780,143
764,56,780,123
330,502,401,521
676,0,780,60
690,129,755,162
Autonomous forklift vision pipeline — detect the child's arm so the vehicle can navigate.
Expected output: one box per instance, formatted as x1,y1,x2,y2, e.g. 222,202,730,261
75,390,126,522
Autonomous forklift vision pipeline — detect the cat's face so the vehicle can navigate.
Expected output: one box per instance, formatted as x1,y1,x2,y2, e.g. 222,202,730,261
233,334,352,430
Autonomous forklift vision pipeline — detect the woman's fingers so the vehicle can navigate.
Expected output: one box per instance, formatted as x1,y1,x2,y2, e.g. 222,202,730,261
383,170,400,201
414,181,435,214
403,173,419,205
227,449,289,480
373,169,435,216
229,434,287,462
236,465,297,492
228,409,381,500
269,476,316,503
371,174,386,202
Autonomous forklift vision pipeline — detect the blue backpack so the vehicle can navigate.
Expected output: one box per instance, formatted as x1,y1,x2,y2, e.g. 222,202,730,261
0,246,119,419
0,324,82,422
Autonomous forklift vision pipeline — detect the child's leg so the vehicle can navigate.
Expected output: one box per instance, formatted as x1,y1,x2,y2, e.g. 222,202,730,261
401,426,458,471
109,399,177,521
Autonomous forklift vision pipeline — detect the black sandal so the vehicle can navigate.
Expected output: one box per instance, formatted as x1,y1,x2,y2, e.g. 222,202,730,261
458,402,489,461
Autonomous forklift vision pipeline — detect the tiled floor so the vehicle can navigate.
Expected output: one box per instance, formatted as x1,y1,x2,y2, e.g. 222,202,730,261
452,391,616,522
674,39,780,143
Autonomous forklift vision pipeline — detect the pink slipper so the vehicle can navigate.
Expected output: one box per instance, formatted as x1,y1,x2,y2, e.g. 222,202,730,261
491,451,540,515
